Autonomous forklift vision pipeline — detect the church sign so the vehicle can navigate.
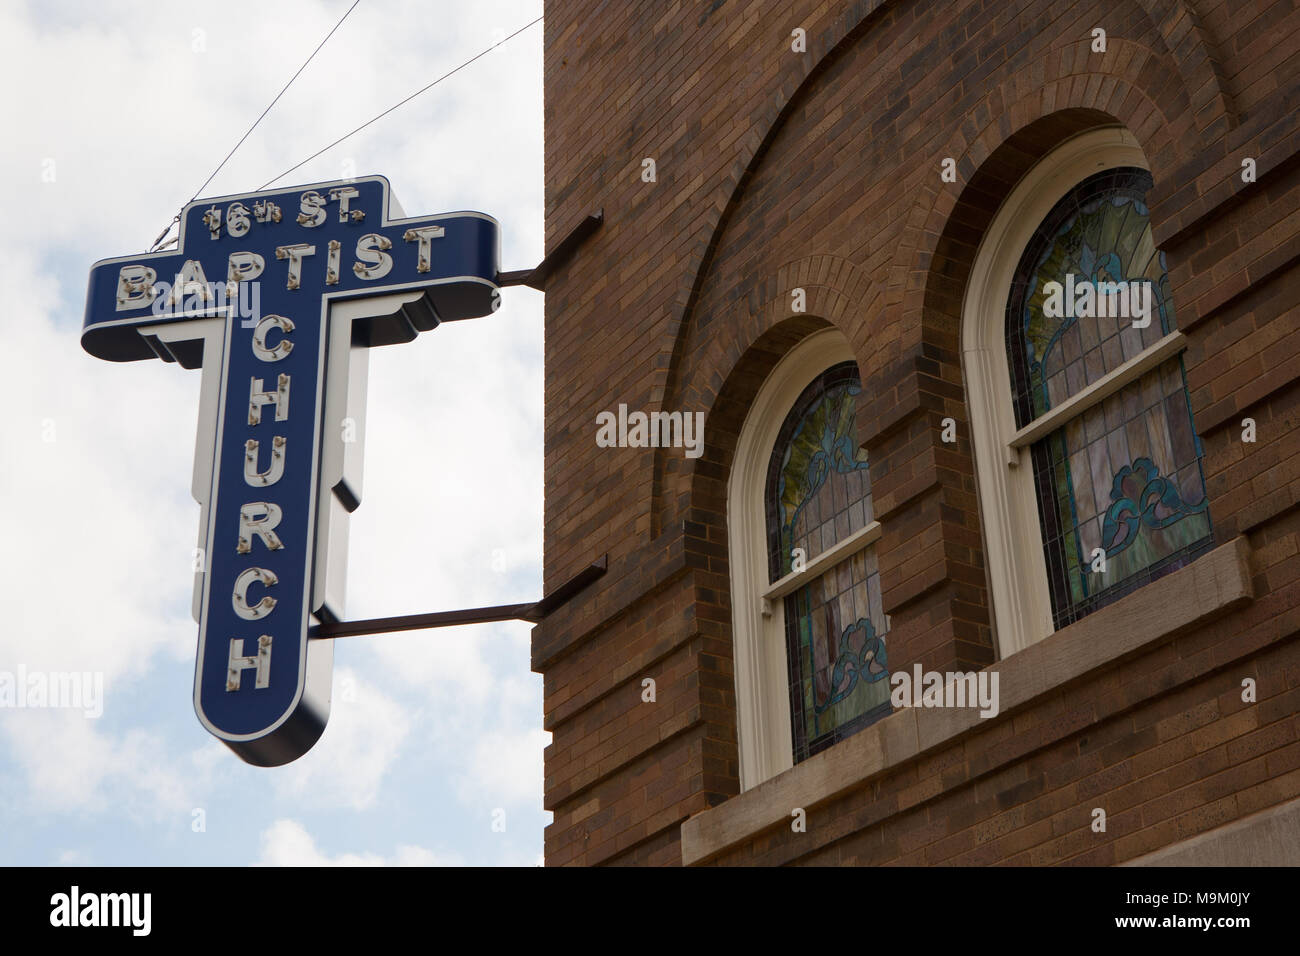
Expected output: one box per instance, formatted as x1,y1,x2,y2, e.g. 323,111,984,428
82,176,500,765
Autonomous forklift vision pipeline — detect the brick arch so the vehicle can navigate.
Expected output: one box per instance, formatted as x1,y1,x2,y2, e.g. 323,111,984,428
670,312,846,807
683,311,839,508
648,0,898,536
860,37,1210,451
656,255,881,537
826,47,1215,678
651,11,1217,535
675,311,841,623
1133,0,1237,130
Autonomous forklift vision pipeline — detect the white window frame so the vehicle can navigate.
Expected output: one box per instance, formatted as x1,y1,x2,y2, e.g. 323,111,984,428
962,127,1190,657
727,329,881,791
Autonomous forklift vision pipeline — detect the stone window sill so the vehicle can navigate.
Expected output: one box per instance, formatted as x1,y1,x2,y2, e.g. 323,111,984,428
680,535,1254,866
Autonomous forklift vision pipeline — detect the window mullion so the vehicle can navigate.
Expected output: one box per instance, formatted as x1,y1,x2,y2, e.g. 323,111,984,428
759,519,881,616
1006,329,1187,460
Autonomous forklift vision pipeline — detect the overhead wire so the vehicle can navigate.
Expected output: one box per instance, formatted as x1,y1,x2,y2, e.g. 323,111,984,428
256,15,543,190
149,12,544,251
149,0,364,250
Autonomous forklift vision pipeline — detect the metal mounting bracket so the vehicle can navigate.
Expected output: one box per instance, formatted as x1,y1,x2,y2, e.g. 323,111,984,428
311,555,607,639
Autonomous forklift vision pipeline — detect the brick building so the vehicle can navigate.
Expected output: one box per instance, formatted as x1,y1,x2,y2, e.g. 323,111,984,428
533,0,1300,866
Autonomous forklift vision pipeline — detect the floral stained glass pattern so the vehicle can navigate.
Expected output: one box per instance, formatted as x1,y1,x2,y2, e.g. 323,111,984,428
765,363,890,763
1006,168,1213,628
1007,167,1175,424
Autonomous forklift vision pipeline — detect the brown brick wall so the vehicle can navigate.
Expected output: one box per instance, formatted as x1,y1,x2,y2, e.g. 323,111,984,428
700,521,1300,864
536,0,1300,865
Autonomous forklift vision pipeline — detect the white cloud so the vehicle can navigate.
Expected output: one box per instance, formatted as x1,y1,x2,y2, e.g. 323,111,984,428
2,0,545,260
458,726,549,808
254,818,453,866
0,0,548,865
271,668,409,810
2,708,213,819
0,250,199,684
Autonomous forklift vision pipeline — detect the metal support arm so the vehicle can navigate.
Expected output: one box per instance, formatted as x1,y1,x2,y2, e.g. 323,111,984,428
311,555,607,639
496,210,603,290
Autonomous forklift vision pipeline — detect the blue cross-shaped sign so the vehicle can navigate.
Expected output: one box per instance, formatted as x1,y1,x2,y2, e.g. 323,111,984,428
82,176,500,765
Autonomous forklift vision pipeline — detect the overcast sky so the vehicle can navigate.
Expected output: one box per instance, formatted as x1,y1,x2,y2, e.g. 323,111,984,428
0,0,548,865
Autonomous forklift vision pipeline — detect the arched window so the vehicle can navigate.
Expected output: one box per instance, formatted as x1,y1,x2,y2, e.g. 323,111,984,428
964,128,1213,654
765,363,890,763
1007,167,1212,629
729,330,888,789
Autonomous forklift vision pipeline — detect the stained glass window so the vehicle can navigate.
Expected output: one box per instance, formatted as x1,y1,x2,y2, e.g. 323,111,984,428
765,363,890,763
1006,167,1213,629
